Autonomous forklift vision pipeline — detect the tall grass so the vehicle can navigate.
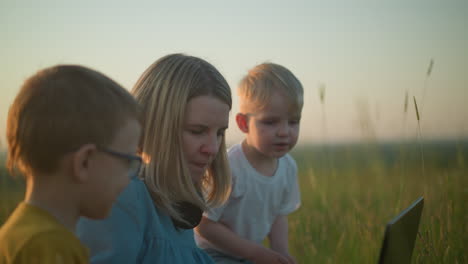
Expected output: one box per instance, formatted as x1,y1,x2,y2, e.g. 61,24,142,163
288,141,467,263
0,155,25,226
318,82,333,176
413,96,426,177
421,59,435,112
399,91,410,189
1,142,466,263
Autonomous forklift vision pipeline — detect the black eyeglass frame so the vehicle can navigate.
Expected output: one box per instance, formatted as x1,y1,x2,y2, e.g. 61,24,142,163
97,146,142,180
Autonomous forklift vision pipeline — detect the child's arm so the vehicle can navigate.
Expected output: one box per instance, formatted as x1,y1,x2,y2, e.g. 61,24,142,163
196,216,292,264
268,215,297,264
267,155,301,263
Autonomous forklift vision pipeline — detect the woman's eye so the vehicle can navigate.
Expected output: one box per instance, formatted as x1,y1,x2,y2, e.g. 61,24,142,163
190,130,204,135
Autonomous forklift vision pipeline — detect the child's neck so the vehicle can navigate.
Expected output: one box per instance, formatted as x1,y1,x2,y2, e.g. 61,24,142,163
24,176,79,231
241,141,278,177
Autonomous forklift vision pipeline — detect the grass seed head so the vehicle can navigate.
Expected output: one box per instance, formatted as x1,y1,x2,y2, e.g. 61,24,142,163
413,96,420,121
427,59,434,77
404,91,409,113
319,83,326,104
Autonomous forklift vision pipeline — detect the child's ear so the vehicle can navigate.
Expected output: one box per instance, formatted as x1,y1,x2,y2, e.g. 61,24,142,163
236,113,249,133
72,144,97,183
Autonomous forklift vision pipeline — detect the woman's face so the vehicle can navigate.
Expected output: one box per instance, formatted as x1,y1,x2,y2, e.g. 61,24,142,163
182,95,230,183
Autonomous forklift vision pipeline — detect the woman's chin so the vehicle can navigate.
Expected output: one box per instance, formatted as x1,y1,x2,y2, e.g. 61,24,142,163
190,170,205,184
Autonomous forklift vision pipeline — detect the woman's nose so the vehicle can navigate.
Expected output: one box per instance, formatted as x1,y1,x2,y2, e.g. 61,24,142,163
201,134,219,156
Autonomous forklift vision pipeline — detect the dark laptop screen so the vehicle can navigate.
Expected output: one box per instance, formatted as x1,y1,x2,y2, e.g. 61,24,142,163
378,197,424,264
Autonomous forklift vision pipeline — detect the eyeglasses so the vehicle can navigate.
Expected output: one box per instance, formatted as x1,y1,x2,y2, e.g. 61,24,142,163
97,146,142,180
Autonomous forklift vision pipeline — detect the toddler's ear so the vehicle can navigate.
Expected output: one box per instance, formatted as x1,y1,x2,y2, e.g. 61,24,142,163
72,144,97,183
236,113,249,133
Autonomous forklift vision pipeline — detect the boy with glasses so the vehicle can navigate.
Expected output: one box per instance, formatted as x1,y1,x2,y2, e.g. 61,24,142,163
0,65,141,263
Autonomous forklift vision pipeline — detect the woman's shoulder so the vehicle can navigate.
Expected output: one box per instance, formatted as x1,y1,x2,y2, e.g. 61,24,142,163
77,179,153,229
113,178,158,220
117,178,147,205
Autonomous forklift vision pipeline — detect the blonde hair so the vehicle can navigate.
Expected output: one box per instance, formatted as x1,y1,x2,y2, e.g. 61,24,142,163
7,65,139,177
238,62,303,113
132,54,232,223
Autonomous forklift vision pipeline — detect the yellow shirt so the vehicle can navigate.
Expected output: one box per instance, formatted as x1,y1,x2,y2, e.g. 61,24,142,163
0,202,89,264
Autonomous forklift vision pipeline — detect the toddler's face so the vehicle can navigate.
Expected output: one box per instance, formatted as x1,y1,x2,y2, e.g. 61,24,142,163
245,91,301,159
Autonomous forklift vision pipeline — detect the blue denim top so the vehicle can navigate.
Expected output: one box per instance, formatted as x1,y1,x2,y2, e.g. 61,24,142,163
76,178,214,264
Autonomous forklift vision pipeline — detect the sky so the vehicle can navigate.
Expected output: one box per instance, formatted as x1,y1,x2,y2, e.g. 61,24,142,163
1,0,467,149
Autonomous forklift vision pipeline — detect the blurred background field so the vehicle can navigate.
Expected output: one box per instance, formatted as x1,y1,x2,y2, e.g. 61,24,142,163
288,140,467,263
1,140,467,263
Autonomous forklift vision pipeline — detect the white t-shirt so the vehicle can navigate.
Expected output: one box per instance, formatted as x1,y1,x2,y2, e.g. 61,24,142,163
196,143,301,250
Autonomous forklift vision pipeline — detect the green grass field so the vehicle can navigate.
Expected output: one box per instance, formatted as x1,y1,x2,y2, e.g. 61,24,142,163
1,140,467,263
288,140,467,263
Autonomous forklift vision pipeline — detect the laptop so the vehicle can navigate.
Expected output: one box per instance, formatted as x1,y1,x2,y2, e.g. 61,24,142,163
377,196,424,264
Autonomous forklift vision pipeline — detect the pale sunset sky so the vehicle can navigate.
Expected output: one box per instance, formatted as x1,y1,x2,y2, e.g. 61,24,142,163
1,0,467,149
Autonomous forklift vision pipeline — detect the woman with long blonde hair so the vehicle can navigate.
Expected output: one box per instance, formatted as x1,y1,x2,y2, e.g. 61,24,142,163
77,54,232,263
